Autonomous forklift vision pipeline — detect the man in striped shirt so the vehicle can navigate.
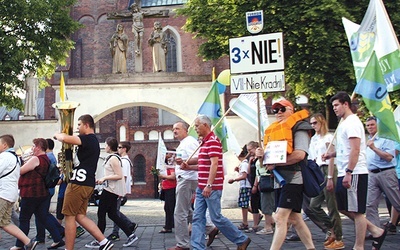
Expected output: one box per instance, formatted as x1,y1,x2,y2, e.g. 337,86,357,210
183,115,250,250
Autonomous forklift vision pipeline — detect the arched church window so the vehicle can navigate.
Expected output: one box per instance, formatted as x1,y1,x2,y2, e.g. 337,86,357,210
133,154,146,183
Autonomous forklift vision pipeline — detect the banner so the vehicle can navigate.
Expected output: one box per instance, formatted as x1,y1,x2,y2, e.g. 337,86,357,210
195,81,228,152
343,0,400,92
155,132,167,173
229,93,269,135
355,51,399,142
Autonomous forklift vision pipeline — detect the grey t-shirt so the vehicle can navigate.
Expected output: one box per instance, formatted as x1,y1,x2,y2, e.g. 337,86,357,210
276,129,310,185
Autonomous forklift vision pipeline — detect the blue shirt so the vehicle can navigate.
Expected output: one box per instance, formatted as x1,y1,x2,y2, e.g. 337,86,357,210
366,136,397,171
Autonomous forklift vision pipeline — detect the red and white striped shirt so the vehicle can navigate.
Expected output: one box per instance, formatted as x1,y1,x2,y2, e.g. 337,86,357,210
198,132,224,190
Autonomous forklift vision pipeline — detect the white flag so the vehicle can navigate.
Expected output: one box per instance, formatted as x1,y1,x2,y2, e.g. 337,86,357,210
342,0,400,91
156,132,167,172
229,93,269,135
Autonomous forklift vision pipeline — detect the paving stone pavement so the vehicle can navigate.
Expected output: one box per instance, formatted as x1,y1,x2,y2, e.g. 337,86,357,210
1,199,398,250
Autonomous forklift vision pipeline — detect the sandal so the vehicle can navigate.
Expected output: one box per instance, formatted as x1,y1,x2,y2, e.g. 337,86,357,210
372,227,387,250
237,223,249,230
159,228,172,233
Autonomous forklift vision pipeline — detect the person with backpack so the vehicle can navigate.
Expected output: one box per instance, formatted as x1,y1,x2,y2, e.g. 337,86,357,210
107,140,137,241
13,138,65,250
0,134,38,250
34,138,65,244
255,99,315,250
85,137,138,248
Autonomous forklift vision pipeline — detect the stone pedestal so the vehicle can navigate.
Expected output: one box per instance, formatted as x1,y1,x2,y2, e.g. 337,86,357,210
135,54,142,72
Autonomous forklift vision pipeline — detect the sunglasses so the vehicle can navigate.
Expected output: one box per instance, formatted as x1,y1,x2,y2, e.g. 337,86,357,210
117,146,124,149
272,107,290,114
310,121,318,125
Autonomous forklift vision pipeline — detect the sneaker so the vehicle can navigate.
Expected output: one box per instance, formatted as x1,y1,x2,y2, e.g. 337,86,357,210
324,240,345,250
85,240,100,249
123,233,138,247
24,238,38,250
107,234,120,241
256,228,274,235
76,226,86,238
131,222,138,233
99,240,114,250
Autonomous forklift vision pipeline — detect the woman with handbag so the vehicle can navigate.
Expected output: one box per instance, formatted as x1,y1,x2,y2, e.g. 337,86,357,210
254,160,275,235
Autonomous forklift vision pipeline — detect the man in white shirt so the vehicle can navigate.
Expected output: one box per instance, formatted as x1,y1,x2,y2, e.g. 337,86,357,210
323,92,386,250
167,121,199,250
0,134,38,249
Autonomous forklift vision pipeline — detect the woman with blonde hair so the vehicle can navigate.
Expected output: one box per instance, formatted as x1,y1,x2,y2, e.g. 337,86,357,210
308,113,344,250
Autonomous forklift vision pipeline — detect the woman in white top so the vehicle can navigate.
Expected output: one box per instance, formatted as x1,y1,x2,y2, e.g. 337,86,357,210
308,113,343,249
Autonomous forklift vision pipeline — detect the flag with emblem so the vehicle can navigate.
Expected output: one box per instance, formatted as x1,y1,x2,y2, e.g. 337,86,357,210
343,0,400,92
355,51,399,142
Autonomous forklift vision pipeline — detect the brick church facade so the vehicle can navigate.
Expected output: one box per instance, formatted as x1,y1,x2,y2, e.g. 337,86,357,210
44,0,231,198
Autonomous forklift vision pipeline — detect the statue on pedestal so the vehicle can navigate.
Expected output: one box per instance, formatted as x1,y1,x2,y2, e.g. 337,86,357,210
148,21,167,72
110,24,128,73
24,73,38,118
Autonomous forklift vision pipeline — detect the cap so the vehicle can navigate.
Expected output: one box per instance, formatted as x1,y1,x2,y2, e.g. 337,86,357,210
272,99,294,110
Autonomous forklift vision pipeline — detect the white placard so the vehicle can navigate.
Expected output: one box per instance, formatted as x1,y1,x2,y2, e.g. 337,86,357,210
263,141,287,164
229,33,284,74
230,71,285,93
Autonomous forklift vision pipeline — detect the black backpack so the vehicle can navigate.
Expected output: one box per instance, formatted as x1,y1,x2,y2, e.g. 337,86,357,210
45,161,61,188
36,157,61,188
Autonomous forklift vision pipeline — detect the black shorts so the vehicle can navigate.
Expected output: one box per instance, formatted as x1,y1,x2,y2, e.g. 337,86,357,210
275,184,304,213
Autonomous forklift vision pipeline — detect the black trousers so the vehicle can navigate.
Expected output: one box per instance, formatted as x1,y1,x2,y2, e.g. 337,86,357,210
163,187,176,230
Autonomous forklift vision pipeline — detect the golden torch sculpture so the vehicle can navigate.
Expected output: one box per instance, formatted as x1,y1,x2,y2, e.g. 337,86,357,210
52,101,80,183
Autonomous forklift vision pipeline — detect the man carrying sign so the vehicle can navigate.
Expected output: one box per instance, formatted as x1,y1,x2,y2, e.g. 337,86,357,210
256,99,315,250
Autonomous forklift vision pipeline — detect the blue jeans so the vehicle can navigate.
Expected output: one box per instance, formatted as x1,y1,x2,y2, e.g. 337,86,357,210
35,191,64,241
16,196,63,247
191,188,248,250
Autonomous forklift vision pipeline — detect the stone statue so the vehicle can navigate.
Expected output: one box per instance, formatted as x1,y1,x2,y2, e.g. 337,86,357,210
24,73,38,117
110,24,128,73
148,21,167,72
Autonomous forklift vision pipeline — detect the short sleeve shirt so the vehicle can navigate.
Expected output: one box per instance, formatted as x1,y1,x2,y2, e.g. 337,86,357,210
71,134,100,187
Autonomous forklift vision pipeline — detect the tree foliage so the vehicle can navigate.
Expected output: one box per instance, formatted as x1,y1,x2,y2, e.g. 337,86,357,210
176,0,400,113
0,0,81,109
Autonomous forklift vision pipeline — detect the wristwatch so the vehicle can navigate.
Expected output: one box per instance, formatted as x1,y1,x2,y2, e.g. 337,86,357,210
327,175,333,179
345,168,353,174
206,184,212,188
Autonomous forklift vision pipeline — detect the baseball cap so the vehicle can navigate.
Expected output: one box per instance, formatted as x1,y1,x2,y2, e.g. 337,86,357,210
272,99,294,110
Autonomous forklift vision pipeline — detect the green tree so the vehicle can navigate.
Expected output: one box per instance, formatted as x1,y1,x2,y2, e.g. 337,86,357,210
0,0,81,109
176,0,400,113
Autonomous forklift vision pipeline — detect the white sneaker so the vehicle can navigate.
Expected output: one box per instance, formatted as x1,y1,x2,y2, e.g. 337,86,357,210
85,240,100,249
122,233,138,247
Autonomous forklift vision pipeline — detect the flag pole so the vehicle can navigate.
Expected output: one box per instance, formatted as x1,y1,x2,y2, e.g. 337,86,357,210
256,92,262,146
185,106,233,163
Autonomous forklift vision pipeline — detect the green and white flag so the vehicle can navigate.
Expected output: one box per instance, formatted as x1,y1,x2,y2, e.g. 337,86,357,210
190,81,228,152
343,0,400,92
229,93,269,136
355,51,399,142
